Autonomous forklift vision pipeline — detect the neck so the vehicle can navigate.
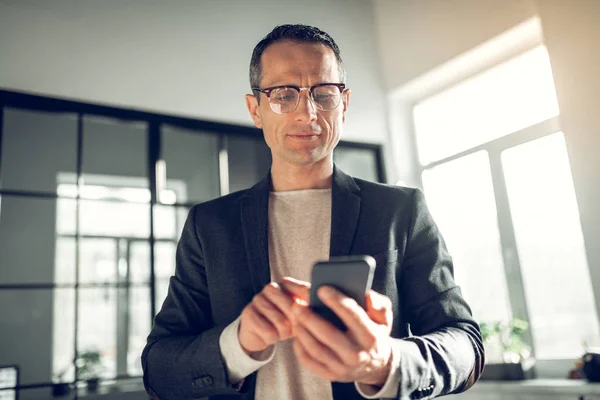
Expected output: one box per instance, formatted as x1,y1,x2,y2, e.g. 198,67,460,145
270,157,334,191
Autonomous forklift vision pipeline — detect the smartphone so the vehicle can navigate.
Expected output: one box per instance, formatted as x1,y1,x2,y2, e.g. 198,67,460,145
309,255,376,331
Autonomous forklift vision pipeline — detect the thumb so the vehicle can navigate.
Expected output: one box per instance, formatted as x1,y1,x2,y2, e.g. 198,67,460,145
365,290,393,333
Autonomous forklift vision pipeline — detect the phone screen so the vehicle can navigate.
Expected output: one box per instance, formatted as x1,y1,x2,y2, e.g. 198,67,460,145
309,255,375,330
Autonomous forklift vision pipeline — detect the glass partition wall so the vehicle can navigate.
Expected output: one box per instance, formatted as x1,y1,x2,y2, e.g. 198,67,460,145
0,89,385,398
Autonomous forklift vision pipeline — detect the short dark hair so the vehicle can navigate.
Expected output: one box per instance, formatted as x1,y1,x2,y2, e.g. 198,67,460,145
249,24,347,91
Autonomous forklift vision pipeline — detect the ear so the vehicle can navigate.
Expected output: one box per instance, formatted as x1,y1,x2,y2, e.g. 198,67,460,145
341,89,351,123
245,93,263,129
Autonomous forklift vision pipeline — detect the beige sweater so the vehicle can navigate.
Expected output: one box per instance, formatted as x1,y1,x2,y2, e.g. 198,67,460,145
259,189,333,400
219,189,398,399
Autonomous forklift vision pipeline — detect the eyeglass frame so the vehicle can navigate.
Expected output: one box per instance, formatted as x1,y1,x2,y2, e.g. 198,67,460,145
251,83,347,114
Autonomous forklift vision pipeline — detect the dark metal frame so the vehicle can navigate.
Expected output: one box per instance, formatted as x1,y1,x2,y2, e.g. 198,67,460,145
0,88,385,396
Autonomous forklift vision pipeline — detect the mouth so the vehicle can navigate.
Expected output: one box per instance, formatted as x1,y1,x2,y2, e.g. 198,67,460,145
287,132,320,140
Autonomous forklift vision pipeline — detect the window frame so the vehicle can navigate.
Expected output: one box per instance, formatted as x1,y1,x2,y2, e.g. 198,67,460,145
0,88,386,395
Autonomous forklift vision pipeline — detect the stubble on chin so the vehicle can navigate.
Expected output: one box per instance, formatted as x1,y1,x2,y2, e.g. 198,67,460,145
278,143,321,165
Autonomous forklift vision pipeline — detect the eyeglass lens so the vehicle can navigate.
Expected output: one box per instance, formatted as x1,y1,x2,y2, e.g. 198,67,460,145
269,85,342,114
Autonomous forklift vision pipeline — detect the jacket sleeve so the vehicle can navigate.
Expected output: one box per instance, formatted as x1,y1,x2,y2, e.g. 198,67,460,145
393,188,485,399
141,205,242,400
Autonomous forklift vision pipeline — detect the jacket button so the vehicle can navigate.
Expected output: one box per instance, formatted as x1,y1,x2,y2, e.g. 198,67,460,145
192,375,213,388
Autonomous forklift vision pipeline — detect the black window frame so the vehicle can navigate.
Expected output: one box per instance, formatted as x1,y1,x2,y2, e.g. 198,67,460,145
0,89,386,396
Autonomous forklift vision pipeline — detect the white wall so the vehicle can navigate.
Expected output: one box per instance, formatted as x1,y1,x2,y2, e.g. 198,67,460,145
0,0,388,144
373,0,538,186
373,0,538,91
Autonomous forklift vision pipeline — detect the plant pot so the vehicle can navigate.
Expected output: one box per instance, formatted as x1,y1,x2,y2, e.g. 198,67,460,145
480,359,536,381
52,383,71,397
86,378,100,393
583,352,600,382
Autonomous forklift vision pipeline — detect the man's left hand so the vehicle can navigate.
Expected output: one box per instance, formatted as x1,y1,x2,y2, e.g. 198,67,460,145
280,277,394,386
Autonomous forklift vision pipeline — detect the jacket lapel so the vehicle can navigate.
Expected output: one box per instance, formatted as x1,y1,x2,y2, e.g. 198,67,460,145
329,165,361,257
330,167,362,400
240,172,272,295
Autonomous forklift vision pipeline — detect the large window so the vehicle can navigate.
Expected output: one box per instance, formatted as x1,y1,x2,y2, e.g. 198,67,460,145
0,89,385,397
413,45,599,366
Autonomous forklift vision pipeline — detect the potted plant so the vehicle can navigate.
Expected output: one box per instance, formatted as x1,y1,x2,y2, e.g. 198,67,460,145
51,379,71,397
479,318,536,380
76,349,103,393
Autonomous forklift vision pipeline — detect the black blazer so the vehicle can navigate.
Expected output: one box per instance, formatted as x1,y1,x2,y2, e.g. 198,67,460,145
142,167,484,400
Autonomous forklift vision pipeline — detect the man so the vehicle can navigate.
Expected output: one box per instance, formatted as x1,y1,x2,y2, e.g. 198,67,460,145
142,24,484,400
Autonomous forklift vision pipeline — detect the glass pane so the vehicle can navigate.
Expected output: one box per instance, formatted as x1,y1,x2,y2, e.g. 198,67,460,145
56,198,77,236
414,45,559,165
154,242,177,314
0,389,15,400
153,205,189,240
422,151,511,325
333,146,379,182
228,135,271,193
0,107,78,193
161,125,221,203
155,278,171,317
130,241,150,284
79,200,150,238
79,238,117,284
128,287,150,376
0,289,72,385
155,242,177,280
52,289,75,383
0,366,18,400
502,132,600,359
81,115,148,196
78,288,117,379
54,237,76,285
0,196,75,285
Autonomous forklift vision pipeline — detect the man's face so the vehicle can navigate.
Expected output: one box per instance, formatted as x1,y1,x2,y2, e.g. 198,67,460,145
245,41,350,168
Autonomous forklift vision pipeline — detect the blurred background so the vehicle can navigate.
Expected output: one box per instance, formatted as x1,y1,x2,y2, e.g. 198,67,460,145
0,0,598,399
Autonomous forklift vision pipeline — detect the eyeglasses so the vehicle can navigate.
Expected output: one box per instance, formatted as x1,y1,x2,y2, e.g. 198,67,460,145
252,83,346,114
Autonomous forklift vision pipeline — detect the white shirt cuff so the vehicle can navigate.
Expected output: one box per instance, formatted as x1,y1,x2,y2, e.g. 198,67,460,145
354,340,400,399
219,315,276,384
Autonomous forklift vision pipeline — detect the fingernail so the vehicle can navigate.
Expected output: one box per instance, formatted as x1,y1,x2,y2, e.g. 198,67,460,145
295,298,308,307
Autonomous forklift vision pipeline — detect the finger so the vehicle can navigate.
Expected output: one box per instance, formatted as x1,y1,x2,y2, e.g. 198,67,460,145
293,305,361,366
253,294,292,338
293,338,338,382
279,277,310,303
317,286,378,349
244,304,279,343
365,290,393,329
289,300,306,326
365,290,392,313
262,282,296,316
294,323,347,374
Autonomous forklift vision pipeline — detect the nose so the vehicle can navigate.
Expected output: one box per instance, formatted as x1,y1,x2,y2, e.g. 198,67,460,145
294,89,318,124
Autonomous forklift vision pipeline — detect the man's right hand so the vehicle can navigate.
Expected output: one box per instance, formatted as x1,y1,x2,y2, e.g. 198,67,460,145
238,282,295,356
